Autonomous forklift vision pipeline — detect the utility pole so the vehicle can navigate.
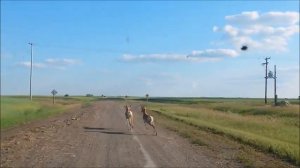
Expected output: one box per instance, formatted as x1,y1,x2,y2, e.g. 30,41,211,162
262,57,270,104
274,65,277,105
28,42,33,101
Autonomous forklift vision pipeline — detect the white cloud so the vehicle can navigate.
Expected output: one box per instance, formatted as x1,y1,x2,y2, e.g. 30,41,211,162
225,11,259,26
226,11,299,26
121,49,239,63
121,11,299,64
18,61,46,68
18,58,81,69
45,58,80,66
216,11,299,52
224,25,239,37
240,25,299,37
121,54,187,62
213,26,219,32
187,49,239,58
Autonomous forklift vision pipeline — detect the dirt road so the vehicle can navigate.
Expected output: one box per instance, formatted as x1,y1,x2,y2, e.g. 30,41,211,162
1,100,242,167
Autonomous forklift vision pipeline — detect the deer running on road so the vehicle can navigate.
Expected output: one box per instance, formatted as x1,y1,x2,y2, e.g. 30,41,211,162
141,105,157,136
124,105,134,130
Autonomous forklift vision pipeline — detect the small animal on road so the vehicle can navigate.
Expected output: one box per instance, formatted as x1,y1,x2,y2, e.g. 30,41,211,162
141,105,157,136
124,105,134,130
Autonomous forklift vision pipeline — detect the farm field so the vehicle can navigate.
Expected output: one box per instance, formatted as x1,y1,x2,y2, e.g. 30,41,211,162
1,96,298,167
132,97,300,165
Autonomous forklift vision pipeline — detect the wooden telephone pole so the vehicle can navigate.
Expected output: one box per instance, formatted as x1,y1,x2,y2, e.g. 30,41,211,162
274,65,277,105
262,57,271,104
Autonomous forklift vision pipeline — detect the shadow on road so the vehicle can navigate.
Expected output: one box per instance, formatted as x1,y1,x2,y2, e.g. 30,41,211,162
83,127,111,130
83,126,149,136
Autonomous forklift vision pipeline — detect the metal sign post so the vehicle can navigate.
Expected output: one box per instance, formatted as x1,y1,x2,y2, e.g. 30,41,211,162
51,89,58,104
146,94,149,104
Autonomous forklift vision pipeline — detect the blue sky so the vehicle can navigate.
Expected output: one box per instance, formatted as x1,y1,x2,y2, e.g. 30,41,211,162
1,1,299,98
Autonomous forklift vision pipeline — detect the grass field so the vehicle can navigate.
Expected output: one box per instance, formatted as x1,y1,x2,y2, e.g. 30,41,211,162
0,96,97,129
1,96,299,165
134,97,299,165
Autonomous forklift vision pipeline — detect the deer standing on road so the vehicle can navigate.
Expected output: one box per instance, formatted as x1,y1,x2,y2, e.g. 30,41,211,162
141,106,157,136
124,105,134,130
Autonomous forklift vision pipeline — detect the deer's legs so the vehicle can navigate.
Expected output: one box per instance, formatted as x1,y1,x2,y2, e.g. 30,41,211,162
149,123,157,136
130,117,134,128
144,122,148,129
127,119,132,130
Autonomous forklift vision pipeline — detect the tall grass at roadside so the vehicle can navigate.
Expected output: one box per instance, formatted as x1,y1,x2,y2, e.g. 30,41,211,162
147,99,299,165
0,96,97,129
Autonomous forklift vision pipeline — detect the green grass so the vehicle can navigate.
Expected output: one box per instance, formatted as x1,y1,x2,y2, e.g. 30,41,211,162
0,96,97,129
141,98,299,165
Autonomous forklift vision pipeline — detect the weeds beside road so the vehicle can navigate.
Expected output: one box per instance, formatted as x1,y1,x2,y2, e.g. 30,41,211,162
141,98,299,166
0,96,97,129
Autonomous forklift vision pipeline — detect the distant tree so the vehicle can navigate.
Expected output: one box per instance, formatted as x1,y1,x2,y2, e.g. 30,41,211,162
86,94,93,97
64,94,69,97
